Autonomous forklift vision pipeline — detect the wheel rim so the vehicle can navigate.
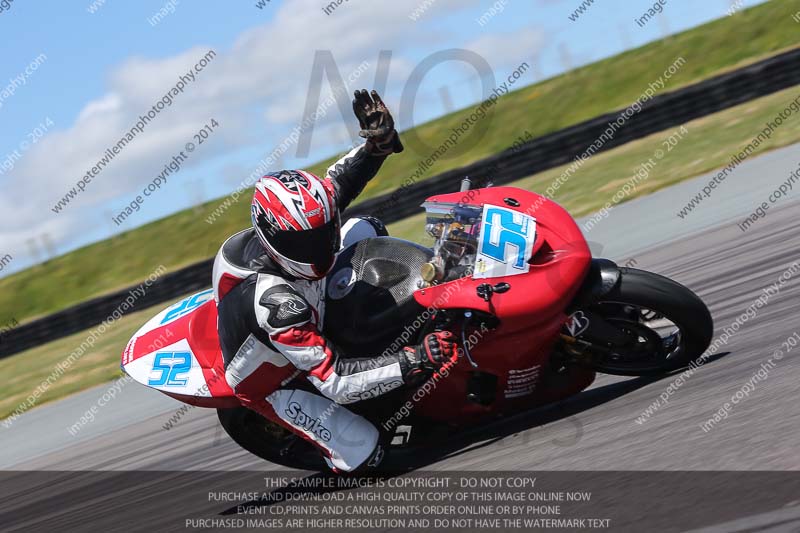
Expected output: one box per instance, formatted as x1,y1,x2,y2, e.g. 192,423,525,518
589,301,685,373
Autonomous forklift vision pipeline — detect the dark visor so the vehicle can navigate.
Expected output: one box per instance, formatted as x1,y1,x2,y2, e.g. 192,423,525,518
268,217,340,266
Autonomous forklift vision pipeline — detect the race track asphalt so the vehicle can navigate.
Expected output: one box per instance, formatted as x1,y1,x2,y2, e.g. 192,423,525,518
2,143,800,532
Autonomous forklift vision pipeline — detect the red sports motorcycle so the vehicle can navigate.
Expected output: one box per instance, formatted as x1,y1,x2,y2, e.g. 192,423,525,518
121,183,713,470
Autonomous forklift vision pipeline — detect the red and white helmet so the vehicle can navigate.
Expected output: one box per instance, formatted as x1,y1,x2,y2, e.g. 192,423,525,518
251,170,340,280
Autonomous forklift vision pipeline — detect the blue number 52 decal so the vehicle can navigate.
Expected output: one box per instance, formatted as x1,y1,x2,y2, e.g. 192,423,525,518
148,352,192,386
481,206,533,269
160,289,213,325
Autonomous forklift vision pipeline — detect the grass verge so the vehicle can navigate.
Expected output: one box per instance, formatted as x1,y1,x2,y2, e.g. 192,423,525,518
388,86,800,240
0,297,189,422
1,1,799,326
3,81,800,420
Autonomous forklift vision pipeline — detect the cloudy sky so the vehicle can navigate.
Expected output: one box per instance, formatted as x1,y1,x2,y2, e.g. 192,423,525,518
0,0,768,275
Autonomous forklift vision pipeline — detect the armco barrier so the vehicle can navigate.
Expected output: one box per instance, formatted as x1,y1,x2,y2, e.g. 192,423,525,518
0,260,213,358
2,47,799,359
344,47,800,224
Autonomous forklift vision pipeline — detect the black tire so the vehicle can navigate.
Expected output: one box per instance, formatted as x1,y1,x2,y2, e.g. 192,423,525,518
583,268,713,376
217,407,327,471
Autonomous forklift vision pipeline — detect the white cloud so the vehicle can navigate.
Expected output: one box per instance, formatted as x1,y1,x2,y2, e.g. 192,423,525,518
1,0,533,267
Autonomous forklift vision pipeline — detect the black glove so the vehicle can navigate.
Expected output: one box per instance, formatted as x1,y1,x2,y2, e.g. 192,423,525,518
402,331,458,385
352,89,404,156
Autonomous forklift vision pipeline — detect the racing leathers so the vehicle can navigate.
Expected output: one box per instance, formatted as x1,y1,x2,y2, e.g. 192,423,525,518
213,144,451,472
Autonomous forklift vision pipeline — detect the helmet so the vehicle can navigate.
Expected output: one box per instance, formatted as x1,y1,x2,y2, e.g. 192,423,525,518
251,170,340,280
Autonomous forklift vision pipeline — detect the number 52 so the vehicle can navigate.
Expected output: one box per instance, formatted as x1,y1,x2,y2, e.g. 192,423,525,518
148,352,191,386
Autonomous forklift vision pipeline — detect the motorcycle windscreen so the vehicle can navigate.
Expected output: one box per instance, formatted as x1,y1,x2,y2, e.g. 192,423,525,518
121,289,236,406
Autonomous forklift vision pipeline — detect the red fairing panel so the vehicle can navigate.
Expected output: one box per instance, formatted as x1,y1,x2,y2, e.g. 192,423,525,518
122,291,238,408
412,187,593,422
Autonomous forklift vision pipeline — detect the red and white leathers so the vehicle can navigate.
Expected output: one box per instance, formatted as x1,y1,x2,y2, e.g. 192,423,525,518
213,144,409,472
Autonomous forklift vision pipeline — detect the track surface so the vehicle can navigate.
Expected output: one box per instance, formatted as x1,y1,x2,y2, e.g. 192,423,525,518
2,143,800,531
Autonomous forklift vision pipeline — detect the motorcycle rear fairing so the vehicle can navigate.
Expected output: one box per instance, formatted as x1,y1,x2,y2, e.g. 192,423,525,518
122,289,238,407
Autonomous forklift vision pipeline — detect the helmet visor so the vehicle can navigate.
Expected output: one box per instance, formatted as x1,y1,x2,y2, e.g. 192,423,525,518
267,215,341,273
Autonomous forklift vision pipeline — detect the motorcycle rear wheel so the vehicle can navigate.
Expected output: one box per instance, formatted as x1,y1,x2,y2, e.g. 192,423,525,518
571,268,713,376
217,406,327,471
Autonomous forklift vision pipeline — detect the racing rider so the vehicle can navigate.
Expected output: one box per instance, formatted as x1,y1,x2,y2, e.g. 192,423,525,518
212,90,459,472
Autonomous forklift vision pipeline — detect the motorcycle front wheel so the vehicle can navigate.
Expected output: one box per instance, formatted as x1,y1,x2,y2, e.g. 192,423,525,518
566,268,714,376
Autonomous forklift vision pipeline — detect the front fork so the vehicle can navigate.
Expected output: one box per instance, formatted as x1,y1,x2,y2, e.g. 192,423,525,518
555,309,633,367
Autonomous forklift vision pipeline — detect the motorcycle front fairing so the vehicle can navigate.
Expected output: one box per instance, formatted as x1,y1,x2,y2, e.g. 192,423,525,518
411,187,594,422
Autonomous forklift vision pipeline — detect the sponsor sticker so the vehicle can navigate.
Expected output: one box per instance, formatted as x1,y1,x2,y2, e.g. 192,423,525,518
284,401,333,442
122,337,137,366
345,380,404,402
565,311,590,337
327,267,356,300
503,365,541,398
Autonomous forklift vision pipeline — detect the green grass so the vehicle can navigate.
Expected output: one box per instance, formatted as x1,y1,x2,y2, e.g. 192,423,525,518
387,84,800,241
0,295,192,421
4,83,800,418
2,0,800,326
